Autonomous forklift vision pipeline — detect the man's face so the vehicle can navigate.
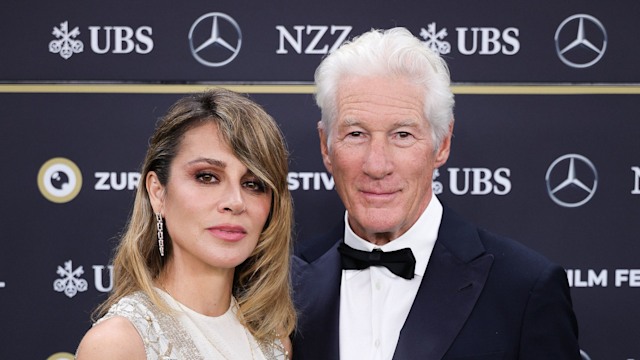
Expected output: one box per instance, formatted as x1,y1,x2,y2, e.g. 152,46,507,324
320,76,451,244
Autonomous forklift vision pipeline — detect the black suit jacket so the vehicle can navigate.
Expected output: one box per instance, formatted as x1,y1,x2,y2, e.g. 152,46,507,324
292,206,580,359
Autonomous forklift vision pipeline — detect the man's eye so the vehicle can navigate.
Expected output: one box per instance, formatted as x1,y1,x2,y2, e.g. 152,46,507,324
348,131,363,137
391,131,418,147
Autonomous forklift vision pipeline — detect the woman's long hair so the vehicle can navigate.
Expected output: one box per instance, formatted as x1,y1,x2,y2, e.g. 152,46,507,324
93,88,296,342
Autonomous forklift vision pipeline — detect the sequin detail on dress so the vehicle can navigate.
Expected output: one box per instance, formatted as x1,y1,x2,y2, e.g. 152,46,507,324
95,291,286,360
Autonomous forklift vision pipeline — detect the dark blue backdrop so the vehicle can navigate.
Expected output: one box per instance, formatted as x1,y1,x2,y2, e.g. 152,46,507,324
1,1,639,359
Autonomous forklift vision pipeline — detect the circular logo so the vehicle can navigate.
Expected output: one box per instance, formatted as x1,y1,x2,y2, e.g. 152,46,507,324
545,154,598,208
188,12,242,67
554,14,607,68
37,158,83,203
47,353,75,360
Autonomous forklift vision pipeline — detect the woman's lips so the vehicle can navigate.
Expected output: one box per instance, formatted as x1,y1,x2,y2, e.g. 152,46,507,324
207,225,247,242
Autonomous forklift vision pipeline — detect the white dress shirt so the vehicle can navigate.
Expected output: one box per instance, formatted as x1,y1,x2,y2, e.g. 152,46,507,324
339,196,443,360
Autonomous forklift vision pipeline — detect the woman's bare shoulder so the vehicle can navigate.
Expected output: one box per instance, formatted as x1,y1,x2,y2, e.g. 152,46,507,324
75,316,146,360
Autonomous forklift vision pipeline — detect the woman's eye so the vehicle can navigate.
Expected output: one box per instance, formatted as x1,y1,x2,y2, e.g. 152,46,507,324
196,172,218,183
244,180,267,192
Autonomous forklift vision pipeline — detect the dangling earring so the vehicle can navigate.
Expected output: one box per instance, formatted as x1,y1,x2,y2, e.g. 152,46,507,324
156,213,165,257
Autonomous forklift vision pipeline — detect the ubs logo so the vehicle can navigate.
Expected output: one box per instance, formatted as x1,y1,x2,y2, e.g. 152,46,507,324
37,158,83,203
545,154,598,208
49,21,153,59
49,21,83,59
554,14,607,68
53,260,114,298
188,12,242,67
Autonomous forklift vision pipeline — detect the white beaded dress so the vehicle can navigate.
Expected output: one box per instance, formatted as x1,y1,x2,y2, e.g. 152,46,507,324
92,289,287,360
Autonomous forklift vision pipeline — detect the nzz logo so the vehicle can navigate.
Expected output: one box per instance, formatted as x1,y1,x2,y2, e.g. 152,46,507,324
276,25,352,54
49,20,153,60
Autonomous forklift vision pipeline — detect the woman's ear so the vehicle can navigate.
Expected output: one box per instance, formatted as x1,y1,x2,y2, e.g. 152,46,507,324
146,171,165,213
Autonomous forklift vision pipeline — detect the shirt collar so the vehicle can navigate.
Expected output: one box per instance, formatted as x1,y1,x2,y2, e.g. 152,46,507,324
343,195,443,277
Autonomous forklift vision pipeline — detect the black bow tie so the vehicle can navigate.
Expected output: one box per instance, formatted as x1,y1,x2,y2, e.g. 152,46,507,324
338,242,416,280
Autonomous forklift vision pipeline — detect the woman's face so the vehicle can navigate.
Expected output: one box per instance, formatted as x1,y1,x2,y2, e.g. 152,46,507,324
148,122,272,273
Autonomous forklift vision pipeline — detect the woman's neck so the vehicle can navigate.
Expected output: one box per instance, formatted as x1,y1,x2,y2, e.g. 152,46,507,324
157,261,235,317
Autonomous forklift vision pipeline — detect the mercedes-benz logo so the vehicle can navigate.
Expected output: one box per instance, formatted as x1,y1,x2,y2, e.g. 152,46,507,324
554,14,607,69
545,154,598,208
188,12,242,67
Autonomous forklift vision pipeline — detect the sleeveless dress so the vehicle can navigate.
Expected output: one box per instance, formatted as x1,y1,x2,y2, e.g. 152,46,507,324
92,290,287,360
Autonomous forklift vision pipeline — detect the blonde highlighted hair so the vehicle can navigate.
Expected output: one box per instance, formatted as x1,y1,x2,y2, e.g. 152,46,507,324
94,88,296,342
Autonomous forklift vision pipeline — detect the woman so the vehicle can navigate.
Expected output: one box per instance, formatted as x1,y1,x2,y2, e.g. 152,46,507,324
76,88,296,359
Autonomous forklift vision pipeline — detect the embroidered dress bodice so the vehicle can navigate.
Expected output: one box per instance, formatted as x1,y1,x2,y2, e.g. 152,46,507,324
94,290,286,360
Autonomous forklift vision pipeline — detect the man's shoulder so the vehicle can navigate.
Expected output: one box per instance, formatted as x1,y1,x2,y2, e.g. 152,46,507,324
441,205,561,277
293,222,344,264
479,227,558,271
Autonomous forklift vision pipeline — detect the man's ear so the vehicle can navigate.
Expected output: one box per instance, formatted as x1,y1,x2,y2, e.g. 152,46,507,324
318,121,333,174
146,171,165,214
435,121,454,168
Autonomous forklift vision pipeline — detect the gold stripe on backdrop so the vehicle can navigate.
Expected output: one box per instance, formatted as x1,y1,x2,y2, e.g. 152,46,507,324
1,83,640,94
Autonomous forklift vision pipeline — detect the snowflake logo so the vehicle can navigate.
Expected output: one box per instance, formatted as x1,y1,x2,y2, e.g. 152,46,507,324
53,260,88,298
49,21,84,60
432,168,443,195
419,22,451,55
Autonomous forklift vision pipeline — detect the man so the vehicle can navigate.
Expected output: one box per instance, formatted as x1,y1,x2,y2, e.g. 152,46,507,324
292,27,580,359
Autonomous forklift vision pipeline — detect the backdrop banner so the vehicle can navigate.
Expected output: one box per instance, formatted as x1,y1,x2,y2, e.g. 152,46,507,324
1,1,638,359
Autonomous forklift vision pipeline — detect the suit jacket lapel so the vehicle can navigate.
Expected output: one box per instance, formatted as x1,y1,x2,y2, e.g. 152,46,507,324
393,207,494,359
